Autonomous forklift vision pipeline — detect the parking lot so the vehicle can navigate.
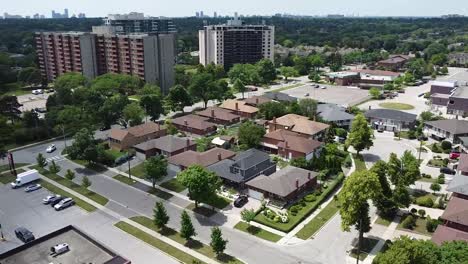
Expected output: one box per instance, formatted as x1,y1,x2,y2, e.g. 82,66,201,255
282,84,371,107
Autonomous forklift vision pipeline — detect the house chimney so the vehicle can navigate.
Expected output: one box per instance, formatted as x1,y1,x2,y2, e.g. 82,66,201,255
217,152,222,161
157,123,160,130
235,102,239,111
255,98,259,105
211,109,215,117
186,138,190,147
308,172,311,180
285,141,289,149
296,178,299,189
184,119,188,126
273,117,277,124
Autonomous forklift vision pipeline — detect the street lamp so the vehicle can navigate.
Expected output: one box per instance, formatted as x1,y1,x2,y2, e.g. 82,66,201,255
0,223,5,241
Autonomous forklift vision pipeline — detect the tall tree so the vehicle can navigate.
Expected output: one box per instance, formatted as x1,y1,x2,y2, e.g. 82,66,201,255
256,59,277,84
36,153,47,168
17,67,41,86
338,170,382,264
122,102,144,127
258,101,287,120
180,210,196,241
345,113,373,155
238,120,266,149
165,84,192,113
68,128,95,160
178,165,221,208
140,91,164,121
153,201,170,230
188,72,215,109
99,94,129,128
299,98,318,119
210,227,228,257
373,236,444,264
144,156,168,188
233,79,247,99
279,66,298,81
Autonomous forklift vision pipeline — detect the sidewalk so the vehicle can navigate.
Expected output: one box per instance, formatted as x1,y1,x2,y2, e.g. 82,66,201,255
39,174,219,264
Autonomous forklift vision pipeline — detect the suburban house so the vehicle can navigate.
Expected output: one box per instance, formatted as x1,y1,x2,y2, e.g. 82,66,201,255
244,96,272,107
268,114,330,140
133,135,196,160
246,166,318,203
196,107,241,126
261,129,323,160
432,154,468,245
424,119,468,144
263,92,298,103
376,54,411,71
448,53,468,66
171,114,218,136
364,109,417,132
168,147,236,172
109,122,167,151
219,99,259,118
207,148,277,187
317,103,355,128
326,69,400,88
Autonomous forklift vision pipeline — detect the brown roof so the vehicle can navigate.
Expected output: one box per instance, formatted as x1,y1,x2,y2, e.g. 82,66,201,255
196,107,240,122
264,129,322,154
220,99,259,114
458,154,468,173
110,122,164,140
246,166,317,198
244,96,272,106
168,148,236,168
172,114,217,131
351,69,401,77
377,55,409,64
432,225,468,245
271,114,330,136
441,196,468,226
133,135,195,152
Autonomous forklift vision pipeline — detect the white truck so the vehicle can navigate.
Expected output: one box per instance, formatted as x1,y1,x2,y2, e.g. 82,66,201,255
11,169,40,189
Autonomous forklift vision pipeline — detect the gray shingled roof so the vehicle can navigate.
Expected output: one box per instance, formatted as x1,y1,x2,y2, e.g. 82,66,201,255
425,120,468,135
133,135,194,152
263,92,298,103
365,109,417,122
317,104,355,122
447,173,468,196
246,166,317,197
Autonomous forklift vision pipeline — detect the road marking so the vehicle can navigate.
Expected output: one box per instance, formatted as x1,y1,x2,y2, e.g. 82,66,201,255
46,155,65,162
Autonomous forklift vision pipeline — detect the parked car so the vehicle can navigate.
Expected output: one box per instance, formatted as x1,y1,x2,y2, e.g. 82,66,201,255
377,127,384,133
233,195,248,208
46,88,55,93
32,89,44,95
440,167,456,175
54,198,75,211
450,152,461,159
24,184,42,192
321,86,327,89
46,144,56,153
334,136,346,143
304,93,310,97
14,227,35,243
418,135,428,141
314,84,320,88
49,196,65,207
43,194,59,204
34,107,47,113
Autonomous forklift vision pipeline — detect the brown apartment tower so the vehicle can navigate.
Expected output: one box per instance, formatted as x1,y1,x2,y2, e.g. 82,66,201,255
35,31,175,94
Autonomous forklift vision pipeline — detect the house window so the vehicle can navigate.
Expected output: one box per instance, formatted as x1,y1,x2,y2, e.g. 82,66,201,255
449,100,455,104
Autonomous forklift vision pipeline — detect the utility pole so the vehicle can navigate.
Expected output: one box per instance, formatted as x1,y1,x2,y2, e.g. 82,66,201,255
0,223,5,241
127,157,131,180
62,125,67,150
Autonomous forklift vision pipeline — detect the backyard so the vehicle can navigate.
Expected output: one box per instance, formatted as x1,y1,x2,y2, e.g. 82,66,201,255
379,102,415,110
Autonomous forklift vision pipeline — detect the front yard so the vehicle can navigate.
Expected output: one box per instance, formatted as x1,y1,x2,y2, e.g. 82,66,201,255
127,163,146,179
234,222,282,242
160,178,186,192
295,198,340,239
397,214,434,236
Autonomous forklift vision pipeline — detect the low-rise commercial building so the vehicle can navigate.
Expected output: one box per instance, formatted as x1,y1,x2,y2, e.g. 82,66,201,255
365,109,417,132
326,69,400,88
424,119,468,143
376,54,411,71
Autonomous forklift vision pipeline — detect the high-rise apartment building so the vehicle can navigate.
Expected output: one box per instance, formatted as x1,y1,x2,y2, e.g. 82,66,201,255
199,17,274,69
35,32,175,94
103,12,176,35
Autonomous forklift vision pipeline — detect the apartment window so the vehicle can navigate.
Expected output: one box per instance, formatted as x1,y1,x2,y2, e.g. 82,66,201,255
449,100,455,104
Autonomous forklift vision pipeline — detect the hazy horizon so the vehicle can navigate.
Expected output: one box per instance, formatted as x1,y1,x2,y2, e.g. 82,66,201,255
3,0,468,18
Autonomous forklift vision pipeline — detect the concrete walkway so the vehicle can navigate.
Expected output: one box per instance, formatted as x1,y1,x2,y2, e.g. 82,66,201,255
361,216,401,264
38,174,219,264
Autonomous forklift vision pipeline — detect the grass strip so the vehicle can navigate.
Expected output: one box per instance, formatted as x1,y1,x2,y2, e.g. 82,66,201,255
160,178,186,193
131,216,243,264
234,222,282,242
113,174,138,185
379,102,415,110
39,179,97,212
270,83,303,93
115,221,206,264
0,163,29,173
295,199,340,239
353,154,367,171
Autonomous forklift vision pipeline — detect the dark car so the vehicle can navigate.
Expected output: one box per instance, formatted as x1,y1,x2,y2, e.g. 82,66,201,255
14,227,35,243
49,196,65,207
418,135,428,141
234,195,248,208
440,167,456,175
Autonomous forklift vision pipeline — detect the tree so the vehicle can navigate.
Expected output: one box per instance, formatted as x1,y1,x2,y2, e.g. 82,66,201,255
83,145,98,164
279,66,298,81
373,236,440,264
36,153,47,168
153,201,169,229
122,102,144,127
418,209,426,218
370,160,397,217
188,72,215,109
228,64,259,85
165,84,192,113
17,67,41,86
298,98,318,119
64,169,75,181
238,120,266,149
144,156,168,188
139,87,164,121
68,128,95,160
387,151,420,187
210,227,228,257
241,208,256,224
99,94,129,128
430,183,441,194
233,79,247,99
49,160,61,174
338,170,382,264
256,59,277,84
441,66,449,75
345,113,373,155
369,87,381,99
258,101,287,120
82,176,92,189
180,210,196,241
178,165,221,208
308,72,321,83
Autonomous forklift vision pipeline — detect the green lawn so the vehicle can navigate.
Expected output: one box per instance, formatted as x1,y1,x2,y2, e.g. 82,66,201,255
66,157,107,172
113,174,138,185
160,178,186,193
0,163,29,173
375,216,393,227
147,187,174,200
234,222,282,242
115,221,207,264
0,172,18,184
106,149,127,160
379,102,415,110
350,238,379,261
207,195,231,209
127,163,146,179
428,158,448,168
131,216,243,263
269,83,303,93
39,179,97,212
32,166,109,206
397,215,433,236
353,154,367,171
295,199,340,239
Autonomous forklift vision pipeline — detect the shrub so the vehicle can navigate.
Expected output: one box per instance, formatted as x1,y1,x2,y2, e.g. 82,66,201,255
418,209,426,218
410,208,417,215
343,155,352,168
422,173,432,179
440,141,452,151
426,216,440,233
401,215,415,229
289,206,299,215
274,216,281,223
304,194,317,202
437,199,445,209
416,197,434,208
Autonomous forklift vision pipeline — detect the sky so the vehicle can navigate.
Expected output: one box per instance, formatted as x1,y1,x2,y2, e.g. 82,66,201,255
3,0,468,18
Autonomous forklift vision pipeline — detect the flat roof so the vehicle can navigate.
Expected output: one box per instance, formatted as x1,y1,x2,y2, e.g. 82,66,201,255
0,226,128,264
452,86,468,98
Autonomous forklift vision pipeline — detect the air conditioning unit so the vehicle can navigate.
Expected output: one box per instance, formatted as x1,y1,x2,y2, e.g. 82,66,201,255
50,243,70,255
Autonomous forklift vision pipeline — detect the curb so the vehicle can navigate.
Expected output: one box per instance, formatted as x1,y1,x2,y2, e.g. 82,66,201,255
8,135,69,152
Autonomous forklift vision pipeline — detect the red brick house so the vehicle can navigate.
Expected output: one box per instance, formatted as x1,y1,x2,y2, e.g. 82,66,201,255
268,114,330,140
244,96,272,107
133,135,196,160
262,129,323,160
171,114,218,136
376,55,411,71
219,99,259,119
109,122,166,151
168,147,236,172
196,107,241,126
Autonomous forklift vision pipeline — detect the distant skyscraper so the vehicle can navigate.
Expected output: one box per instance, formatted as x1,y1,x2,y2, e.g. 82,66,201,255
214,12,217,18
196,12,200,18
64,9,69,18
102,12,176,35
200,11,204,17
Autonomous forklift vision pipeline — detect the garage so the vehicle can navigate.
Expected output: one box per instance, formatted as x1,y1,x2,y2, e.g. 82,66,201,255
248,188,264,200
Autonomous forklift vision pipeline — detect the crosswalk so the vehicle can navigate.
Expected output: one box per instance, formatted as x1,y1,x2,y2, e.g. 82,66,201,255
46,155,65,163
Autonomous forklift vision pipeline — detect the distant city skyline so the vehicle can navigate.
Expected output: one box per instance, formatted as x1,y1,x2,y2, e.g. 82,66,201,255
2,0,468,18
